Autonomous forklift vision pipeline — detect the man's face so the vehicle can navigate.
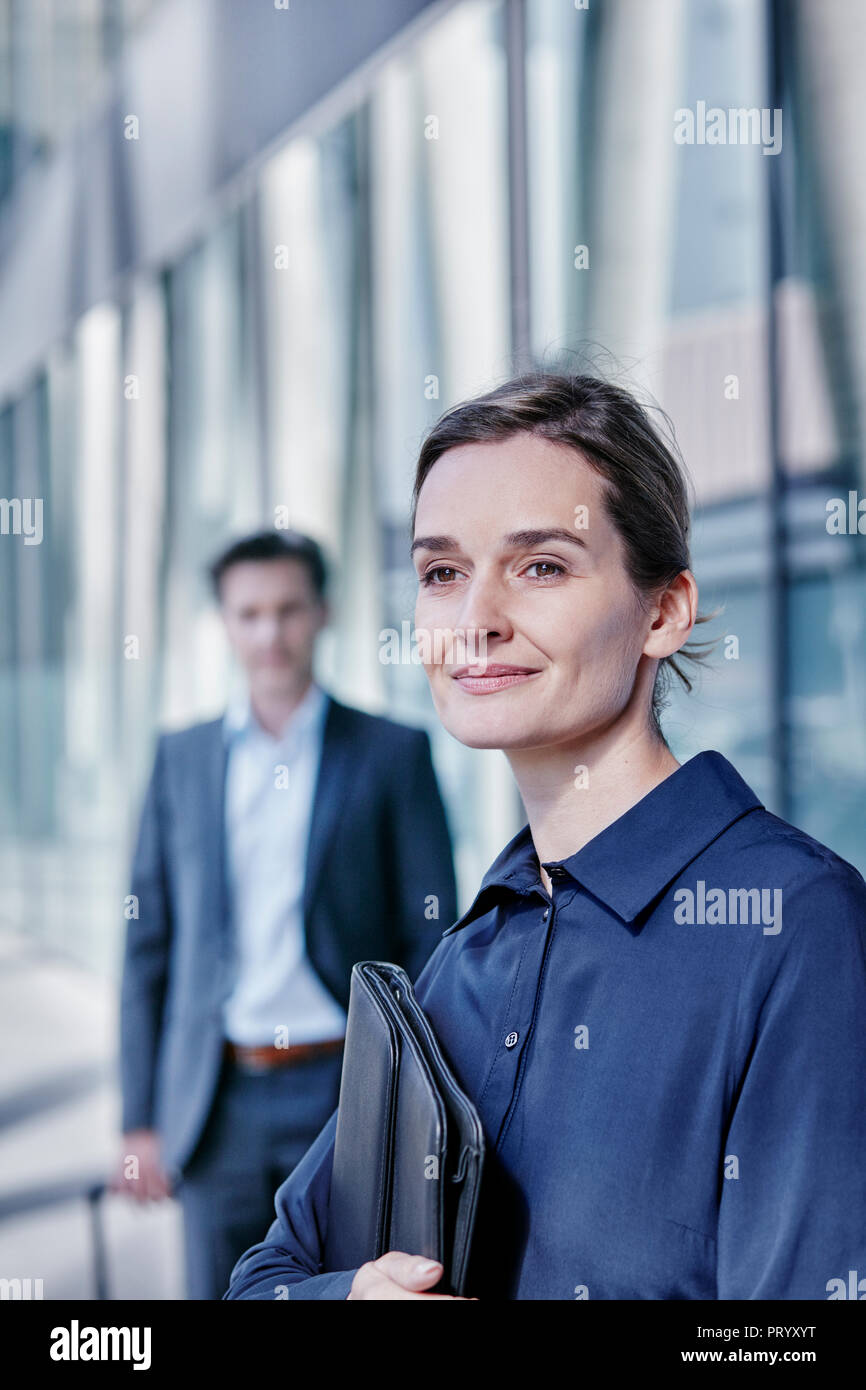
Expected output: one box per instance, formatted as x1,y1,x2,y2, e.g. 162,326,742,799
412,434,654,751
218,558,327,696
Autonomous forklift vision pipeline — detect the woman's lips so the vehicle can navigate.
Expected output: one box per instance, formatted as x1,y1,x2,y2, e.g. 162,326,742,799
451,665,542,695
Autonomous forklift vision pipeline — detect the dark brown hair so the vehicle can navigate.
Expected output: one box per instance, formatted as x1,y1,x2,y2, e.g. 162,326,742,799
208,529,328,601
410,370,717,743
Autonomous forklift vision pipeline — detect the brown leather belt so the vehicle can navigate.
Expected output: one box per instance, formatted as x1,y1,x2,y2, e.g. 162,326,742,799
224,1037,345,1071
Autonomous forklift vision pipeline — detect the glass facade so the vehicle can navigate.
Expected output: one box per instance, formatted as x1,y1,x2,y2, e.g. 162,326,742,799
1,0,864,983
0,0,162,210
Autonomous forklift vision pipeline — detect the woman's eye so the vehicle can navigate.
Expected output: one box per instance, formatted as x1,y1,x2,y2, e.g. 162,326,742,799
421,566,459,586
525,561,564,579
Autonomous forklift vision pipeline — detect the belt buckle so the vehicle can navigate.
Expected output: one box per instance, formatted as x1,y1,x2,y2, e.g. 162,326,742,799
227,1042,273,1075
241,1054,275,1075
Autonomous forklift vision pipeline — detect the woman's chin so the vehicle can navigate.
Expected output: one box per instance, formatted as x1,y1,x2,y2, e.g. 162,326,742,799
437,705,547,751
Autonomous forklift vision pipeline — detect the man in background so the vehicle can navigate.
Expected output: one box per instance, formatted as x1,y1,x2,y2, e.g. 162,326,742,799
113,530,457,1298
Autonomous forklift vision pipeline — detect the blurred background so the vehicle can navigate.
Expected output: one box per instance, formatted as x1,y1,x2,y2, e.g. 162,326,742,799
0,0,864,1298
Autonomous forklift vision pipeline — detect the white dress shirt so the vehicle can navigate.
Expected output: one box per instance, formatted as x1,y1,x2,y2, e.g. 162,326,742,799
221,679,348,1047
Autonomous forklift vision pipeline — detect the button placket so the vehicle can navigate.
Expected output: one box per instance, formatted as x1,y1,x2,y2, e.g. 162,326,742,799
494,881,578,1151
501,886,551,1057
488,892,560,1149
475,892,552,1136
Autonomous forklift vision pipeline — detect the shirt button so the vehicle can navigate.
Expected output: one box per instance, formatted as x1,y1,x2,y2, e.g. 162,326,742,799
505,1031,519,1049
549,866,565,877
542,908,549,920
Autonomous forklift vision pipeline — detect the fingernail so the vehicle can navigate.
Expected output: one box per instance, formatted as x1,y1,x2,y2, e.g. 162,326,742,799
418,1260,441,1275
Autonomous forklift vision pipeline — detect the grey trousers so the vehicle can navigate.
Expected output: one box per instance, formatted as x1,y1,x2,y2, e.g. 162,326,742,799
177,1047,344,1299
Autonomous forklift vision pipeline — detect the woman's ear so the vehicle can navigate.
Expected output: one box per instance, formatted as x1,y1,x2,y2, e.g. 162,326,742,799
642,570,698,661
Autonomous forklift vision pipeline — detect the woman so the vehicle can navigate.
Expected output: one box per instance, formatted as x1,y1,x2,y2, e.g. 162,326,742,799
225,371,866,1300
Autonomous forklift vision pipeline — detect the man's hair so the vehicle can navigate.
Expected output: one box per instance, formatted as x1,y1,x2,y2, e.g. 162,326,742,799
208,529,328,601
411,369,718,744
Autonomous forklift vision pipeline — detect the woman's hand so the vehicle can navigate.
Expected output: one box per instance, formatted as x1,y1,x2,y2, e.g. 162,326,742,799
347,1252,476,1299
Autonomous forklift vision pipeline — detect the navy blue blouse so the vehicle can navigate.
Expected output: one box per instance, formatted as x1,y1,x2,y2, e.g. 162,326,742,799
224,751,866,1300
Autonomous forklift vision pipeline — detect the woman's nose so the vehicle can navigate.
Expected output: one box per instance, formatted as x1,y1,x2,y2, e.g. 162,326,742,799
453,575,512,644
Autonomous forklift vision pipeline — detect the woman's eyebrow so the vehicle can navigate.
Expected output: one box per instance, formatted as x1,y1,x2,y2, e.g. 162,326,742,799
411,527,588,557
410,534,460,556
504,527,588,551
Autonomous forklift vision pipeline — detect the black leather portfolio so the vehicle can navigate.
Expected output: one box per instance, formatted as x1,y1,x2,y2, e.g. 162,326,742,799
323,960,485,1296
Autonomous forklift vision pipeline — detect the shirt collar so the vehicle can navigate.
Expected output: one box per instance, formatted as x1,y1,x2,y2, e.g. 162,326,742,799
222,681,329,746
443,751,764,935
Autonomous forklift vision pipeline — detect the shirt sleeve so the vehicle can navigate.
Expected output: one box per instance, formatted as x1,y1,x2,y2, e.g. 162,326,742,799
119,735,172,1133
716,857,866,1298
222,1111,358,1300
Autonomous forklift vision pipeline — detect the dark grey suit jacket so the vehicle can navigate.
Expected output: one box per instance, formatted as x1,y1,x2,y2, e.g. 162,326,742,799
118,691,457,1176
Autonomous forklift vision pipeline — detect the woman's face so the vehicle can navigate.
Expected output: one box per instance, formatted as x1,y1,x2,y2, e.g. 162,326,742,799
412,433,657,751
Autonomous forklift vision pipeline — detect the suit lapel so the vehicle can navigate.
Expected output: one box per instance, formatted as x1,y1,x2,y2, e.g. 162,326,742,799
199,718,230,954
303,694,355,918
